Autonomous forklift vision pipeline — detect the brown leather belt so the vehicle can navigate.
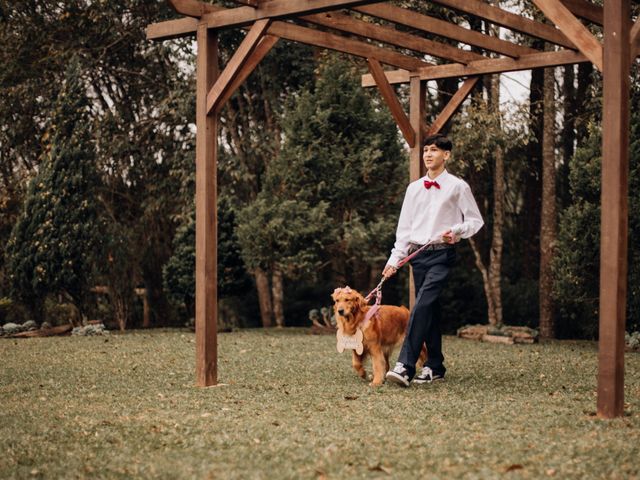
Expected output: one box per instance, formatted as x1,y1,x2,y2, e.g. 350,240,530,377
408,242,453,254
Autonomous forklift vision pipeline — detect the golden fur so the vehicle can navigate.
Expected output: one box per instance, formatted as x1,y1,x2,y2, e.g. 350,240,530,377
331,287,425,386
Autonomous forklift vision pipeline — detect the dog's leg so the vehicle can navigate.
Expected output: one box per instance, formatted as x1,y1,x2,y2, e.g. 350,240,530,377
417,343,427,369
352,351,367,379
369,345,387,386
382,346,392,374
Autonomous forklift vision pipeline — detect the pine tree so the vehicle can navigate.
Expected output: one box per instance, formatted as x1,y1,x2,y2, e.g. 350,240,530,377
163,197,250,319
6,58,103,322
236,54,407,326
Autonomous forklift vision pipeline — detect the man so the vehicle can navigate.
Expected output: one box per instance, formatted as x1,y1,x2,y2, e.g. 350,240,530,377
383,134,484,387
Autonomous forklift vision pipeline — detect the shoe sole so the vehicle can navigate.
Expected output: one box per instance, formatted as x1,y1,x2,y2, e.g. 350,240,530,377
385,371,410,387
413,377,445,385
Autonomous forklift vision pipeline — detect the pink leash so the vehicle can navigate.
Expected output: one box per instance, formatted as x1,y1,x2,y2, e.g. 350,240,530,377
360,239,440,329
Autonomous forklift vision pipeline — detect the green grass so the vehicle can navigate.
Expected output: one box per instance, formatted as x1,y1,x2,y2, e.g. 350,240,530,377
1,329,639,479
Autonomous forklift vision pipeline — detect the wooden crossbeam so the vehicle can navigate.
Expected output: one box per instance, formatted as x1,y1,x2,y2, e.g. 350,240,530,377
303,11,482,64
147,13,429,71
214,35,280,113
354,4,537,58
428,77,480,135
168,0,219,17
367,58,415,146
206,19,271,114
199,0,385,29
560,0,603,25
361,49,589,86
266,21,427,70
428,0,575,49
147,16,199,40
532,0,603,71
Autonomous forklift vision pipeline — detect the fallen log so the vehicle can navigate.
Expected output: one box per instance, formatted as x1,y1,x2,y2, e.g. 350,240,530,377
482,334,515,345
8,324,73,338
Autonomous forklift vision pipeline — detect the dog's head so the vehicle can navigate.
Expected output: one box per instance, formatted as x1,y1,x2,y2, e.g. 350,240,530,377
331,286,367,335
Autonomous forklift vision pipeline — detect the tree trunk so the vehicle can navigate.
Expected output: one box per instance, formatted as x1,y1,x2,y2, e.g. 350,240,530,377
560,65,576,209
272,269,285,328
539,65,557,339
254,267,273,327
523,58,544,280
485,72,504,327
111,289,130,332
489,144,505,327
469,237,499,325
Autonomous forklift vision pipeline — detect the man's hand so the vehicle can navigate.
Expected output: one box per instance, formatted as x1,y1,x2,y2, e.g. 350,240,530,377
441,229,460,244
382,265,397,279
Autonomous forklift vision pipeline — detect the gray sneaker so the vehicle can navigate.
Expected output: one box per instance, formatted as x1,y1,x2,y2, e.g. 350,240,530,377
413,366,445,384
385,362,412,387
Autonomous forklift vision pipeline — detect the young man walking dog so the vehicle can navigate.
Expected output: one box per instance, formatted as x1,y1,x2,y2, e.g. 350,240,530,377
383,134,484,387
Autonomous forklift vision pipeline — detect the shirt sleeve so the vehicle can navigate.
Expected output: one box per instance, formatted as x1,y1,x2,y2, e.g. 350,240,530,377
387,186,413,267
450,182,484,239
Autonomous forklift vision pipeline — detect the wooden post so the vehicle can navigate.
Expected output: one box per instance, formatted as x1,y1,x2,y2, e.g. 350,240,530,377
598,0,630,418
195,23,219,387
408,75,425,308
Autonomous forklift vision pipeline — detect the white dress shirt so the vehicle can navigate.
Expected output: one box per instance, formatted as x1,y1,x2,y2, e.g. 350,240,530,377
386,169,484,267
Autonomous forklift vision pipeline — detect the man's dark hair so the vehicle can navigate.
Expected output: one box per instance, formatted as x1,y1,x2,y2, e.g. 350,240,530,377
423,134,452,152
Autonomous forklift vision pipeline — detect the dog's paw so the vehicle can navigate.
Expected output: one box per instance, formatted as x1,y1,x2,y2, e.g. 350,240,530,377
369,380,384,387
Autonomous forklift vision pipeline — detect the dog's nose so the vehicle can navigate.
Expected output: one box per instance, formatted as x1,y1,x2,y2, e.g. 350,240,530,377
338,309,345,316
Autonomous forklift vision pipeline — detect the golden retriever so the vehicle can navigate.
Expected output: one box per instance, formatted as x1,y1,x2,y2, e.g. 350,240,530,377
331,286,425,386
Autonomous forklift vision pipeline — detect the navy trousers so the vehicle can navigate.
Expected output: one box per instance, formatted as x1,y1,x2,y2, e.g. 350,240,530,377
397,247,456,377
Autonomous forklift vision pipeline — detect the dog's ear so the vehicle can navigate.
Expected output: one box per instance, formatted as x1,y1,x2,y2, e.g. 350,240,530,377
357,292,367,310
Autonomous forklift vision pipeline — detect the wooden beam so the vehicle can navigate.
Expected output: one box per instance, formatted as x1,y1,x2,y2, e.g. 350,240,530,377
560,0,603,25
147,16,199,41
598,0,630,420
195,23,218,388
168,0,219,17
355,3,537,58
408,75,425,311
200,0,385,29
428,0,576,49
147,15,428,71
532,0,603,71
267,21,427,70
427,77,479,134
206,19,271,114
215,35,280,113
361,49,589,86
303,11,482,64
367,58,415,146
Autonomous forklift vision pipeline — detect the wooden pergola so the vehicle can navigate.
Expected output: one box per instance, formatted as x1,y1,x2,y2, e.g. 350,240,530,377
147,0,639,418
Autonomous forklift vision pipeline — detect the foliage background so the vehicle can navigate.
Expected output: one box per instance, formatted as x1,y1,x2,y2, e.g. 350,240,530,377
0,0,639,338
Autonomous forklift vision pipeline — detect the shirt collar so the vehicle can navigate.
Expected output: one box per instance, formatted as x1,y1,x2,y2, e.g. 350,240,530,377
424,169,449,183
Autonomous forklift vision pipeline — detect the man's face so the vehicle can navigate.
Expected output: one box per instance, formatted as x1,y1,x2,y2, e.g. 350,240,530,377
422,144,450,172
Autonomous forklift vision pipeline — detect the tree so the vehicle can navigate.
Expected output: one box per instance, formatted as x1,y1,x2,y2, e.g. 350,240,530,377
1,0,198,328
236,197,330,327
450,98,530,326
163,197,251,320
6,58,103,323
553,77,640,338
236,54,407,326
539,63,557,338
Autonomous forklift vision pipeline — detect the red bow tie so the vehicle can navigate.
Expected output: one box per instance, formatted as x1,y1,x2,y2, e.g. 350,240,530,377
424,180,440,190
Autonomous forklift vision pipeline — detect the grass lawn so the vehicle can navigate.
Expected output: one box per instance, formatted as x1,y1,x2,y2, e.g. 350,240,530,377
1,328,639,479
